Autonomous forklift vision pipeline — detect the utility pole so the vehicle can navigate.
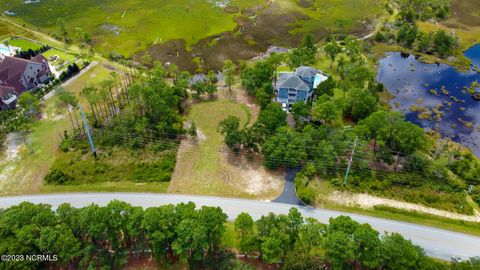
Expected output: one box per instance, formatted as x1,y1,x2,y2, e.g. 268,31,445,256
343,136,358,187
79,106,97,158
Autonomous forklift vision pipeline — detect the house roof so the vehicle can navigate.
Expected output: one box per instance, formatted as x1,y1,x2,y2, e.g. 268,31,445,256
0,56,29,80
0,85,17,106
0,55,50,94
295,66,320,78
277,73,310,91
0,85,16,98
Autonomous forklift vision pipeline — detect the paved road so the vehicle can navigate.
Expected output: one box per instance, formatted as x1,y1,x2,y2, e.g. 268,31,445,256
0,193,479,260
272,167,304,205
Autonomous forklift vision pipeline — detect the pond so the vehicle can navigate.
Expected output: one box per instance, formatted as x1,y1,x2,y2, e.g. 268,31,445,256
377,45,480,156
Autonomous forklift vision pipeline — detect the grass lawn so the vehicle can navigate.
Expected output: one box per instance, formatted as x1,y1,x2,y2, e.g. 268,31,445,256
168,87,284,200
8,36,44,50
43,48,78,68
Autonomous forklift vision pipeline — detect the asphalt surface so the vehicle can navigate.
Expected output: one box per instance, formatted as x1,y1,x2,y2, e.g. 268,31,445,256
272,167,304,205
0,193,479,260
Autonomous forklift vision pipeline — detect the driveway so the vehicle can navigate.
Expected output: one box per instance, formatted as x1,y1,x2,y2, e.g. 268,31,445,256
272,167,304,205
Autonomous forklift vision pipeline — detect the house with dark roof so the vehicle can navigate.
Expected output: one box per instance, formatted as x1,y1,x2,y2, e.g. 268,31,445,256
275,66,328,110
0,55,51,109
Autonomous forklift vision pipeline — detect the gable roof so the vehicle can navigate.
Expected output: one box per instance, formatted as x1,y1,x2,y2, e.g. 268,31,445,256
277,73,310,91
0,56,29,80
295,66,320,78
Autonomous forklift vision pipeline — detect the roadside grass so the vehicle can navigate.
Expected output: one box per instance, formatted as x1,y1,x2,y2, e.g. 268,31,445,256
40,181,169,194
43,146,177,184
168,88,283,200
310,180,480,237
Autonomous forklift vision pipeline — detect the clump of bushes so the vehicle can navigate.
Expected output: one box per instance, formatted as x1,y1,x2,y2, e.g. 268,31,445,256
294,163,317,204
59,63,80,81
15,44,51,59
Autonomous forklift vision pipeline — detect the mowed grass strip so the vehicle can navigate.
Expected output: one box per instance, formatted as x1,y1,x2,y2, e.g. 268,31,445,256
169,99,250,196
8,37,44,50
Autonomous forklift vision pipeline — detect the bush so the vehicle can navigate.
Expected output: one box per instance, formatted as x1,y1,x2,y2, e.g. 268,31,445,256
297,186,316,204
44,169,73,184
59,63,80,81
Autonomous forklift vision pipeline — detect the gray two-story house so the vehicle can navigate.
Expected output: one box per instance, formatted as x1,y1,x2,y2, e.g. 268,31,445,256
275,66,328,110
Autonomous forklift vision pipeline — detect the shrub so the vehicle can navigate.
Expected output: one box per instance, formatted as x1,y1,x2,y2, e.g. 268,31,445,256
297,186,316,204
44,169,73,184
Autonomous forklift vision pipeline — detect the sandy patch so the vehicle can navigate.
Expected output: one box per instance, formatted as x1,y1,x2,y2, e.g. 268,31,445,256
221,149,283,197
0,132,25,187
329,191,480,222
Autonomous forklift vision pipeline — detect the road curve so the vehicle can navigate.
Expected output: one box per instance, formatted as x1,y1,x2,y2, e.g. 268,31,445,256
0,193,479,261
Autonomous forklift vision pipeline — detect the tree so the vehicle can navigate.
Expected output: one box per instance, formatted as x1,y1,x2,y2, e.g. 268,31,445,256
353,224,381,269
57,87,81,131
235,213,254,238
234,213,256,255
311,95,341,125
262,127,307,169
381,233,422,269
347,87,378,121
289,34,318,68
75,27,93,48
218,116,243,150
17,93,40,132
324,42,342,68
257,103,287,134
241,60,275,95
397,23,418,48
255,83,273,110
315,76,337,97
451,257,480,270
38,225,81,267
432,30,457,58
291,102,310,126
323,231,356,269
56,18,69,42
223,60,236,92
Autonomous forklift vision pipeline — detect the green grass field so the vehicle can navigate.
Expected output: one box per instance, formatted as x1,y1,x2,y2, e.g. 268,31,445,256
43,48,77,62
7,36,43,50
